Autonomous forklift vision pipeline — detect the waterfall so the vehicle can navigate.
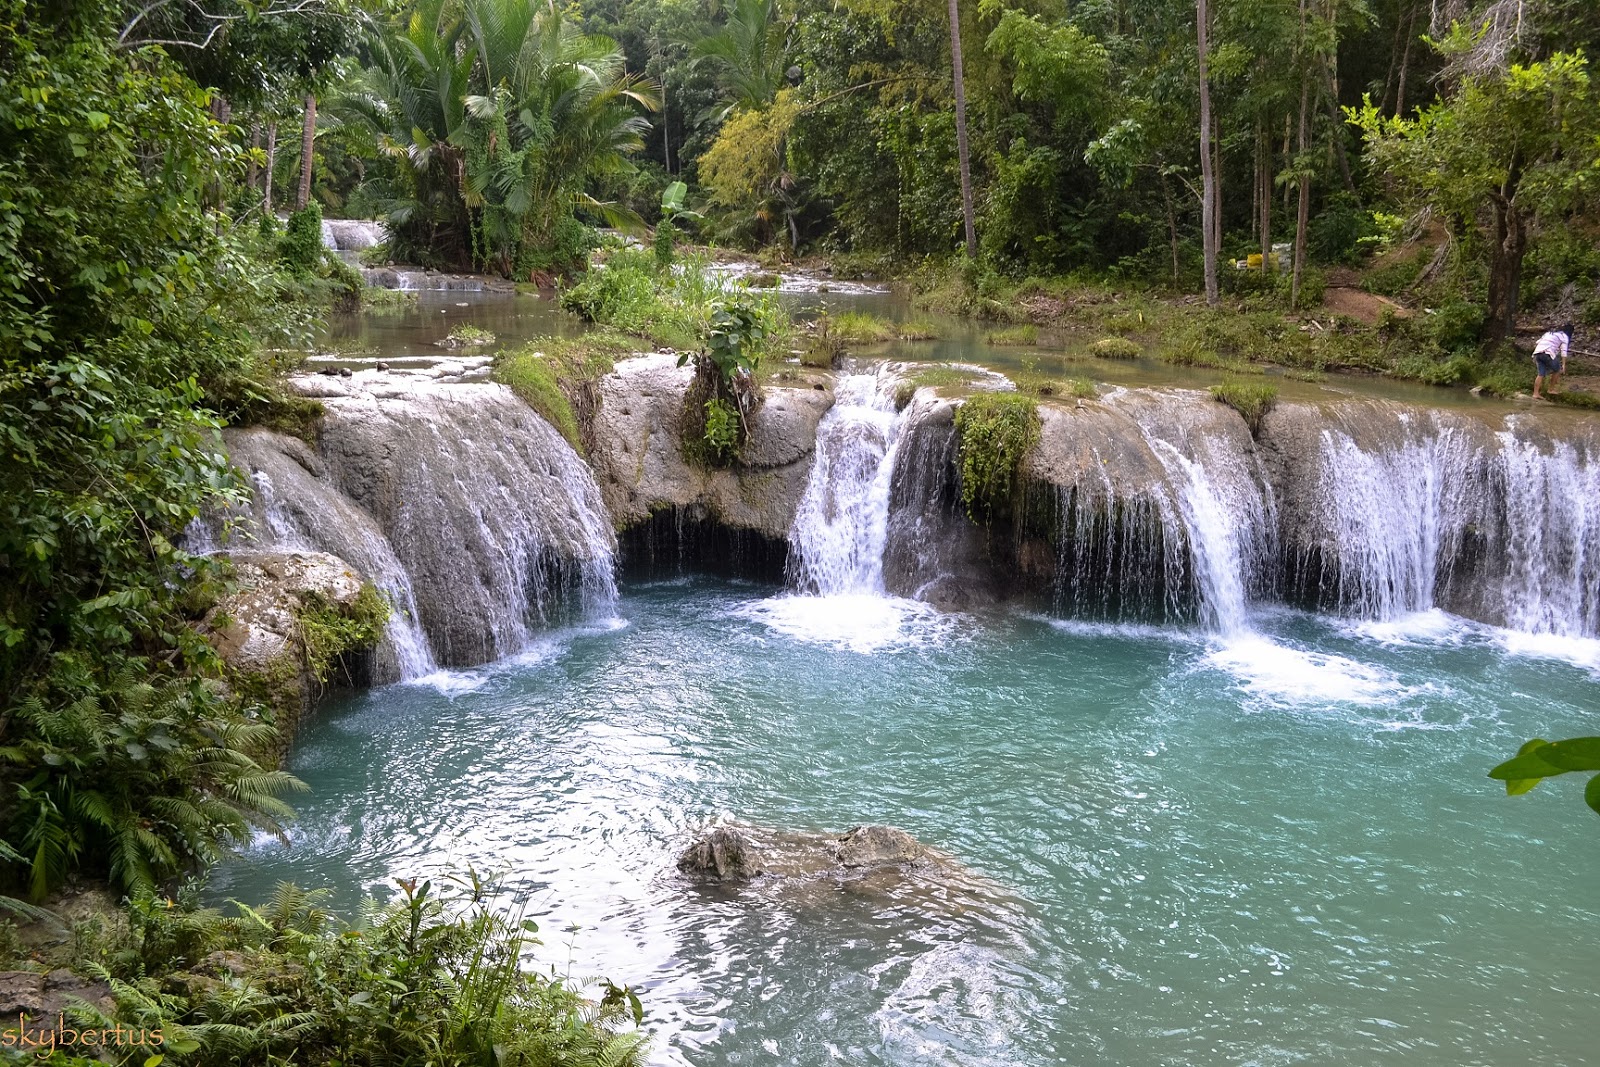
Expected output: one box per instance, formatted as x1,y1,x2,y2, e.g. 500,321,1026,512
1109,392,1277,635
1488,432,1600,637
217,377,619,678
789,370,909,595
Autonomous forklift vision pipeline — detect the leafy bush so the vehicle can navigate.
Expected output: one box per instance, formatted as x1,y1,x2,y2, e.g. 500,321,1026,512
279,205,326,275
1090,337,1141,359
1428,299,1486,351
71,877,649,1067
1210,380,1278,437
2,673,305,901
954,392,1041,524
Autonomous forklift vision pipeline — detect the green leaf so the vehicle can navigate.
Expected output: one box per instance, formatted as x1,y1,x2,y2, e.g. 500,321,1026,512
1488,738,1566,793
1536,737,1600,773
1586,775,1600,817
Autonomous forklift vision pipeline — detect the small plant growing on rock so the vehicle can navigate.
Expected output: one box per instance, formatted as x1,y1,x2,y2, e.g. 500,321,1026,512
680,296,766,466
1210,380,1279,437
438,324,497,348
954,392,1041,525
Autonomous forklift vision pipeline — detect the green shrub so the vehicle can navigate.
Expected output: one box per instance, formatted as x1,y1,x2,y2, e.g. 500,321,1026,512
954,392,1041,524
1392,350,1475,386
76,878,649,1067
280,204,326,275
1429,299,1486,351
1090,337,1141,359
441,324,497,347
1364,247,1431,296
1210,380,1278,437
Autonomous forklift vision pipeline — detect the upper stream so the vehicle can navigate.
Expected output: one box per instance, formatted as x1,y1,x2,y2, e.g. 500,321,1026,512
212,258,1600,1066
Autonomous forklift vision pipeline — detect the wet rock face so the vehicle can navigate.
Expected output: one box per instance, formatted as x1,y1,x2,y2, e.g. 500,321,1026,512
589,355,835,544
203,550,371,753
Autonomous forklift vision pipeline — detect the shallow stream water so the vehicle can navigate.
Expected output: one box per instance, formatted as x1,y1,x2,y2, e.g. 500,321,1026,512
214,583,1600,1067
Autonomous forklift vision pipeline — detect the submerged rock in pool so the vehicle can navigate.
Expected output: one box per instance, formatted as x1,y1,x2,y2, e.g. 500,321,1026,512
677,826,768,880
833,824,923,867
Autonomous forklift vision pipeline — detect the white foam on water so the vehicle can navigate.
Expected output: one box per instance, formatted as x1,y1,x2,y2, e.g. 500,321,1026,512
1342,609,1476,647
735,593,963,653
1200,634,1416,708
1042,616,1204,646
1494,628,1600,673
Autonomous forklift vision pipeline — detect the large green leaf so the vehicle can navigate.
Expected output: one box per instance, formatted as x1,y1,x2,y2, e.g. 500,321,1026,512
1586,775,1600,817
1535,737,1600,773
1488,738,1565,795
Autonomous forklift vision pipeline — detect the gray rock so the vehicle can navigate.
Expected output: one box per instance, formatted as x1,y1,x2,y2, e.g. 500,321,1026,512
589,355,835,540
0,968,115,1022
834,824,924,868
677,827,767,881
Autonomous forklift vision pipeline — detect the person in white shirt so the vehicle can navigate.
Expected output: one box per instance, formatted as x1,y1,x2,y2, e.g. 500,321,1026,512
1532,322,1573,399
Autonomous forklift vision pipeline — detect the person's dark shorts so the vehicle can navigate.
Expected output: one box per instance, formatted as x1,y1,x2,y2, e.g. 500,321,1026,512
1536,353,1563,377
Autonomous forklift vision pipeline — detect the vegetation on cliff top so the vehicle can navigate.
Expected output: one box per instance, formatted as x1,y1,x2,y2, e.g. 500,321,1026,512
954,392,1042,525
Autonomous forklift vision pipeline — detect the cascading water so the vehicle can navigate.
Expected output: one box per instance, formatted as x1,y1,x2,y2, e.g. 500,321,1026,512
216,376,619,676
219,431,438,681
1496,433,1600,636
788,370,909,595
1109,392,1277,636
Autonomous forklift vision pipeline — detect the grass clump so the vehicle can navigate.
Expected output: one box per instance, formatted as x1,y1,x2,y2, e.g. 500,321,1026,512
954,391,1041,524
909,365,983,391
1210,379,1279,437
1284,368,1327,383
361,285,416,313
1549,390,1600,409
561,247,789,356
830,311,897,343
1089,336,1141,359
985,324,1039,346
493,331,635,451
438,324,496,347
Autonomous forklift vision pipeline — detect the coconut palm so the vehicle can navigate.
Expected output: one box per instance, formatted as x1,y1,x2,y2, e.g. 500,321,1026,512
689,0,791,121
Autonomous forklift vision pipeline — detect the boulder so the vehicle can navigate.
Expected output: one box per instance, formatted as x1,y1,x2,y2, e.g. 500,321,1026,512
834,824,924,868
0,969,115,1022
677,826,767,881
589,355,835,542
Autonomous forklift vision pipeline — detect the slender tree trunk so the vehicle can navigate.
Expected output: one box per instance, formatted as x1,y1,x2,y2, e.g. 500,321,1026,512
1197,0,1219,306
1292,76,1311,309
948,0,978,259
296,93,316,211
1395,4,1416,117
247,123,261,194
662,80,672,174
1486,193,1526,342
1259,124,1272,268
1380,2,1405,114
1162,173,1181,286
264,122,278,217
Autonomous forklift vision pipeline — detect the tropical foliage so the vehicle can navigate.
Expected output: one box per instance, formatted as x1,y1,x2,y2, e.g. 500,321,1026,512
342,0,658,274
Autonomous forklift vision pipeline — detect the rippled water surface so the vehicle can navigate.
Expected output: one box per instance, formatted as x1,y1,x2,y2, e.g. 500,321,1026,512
214,582,1600,1067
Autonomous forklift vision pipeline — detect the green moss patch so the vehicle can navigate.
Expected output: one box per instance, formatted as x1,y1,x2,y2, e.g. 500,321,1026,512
954,392,1041,524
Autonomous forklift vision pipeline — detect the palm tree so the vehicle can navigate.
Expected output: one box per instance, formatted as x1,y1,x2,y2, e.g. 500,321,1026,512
689,0,790,120
341,0,655,273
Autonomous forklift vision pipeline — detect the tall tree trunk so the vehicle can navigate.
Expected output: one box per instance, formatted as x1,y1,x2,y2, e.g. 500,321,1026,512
1394,4,1416,117
662,80,672,174
1258,123,1272,268
295,93,316,211
1197,0,1219,306
1212,108,1223,267
947,0,978,259
1292,76,1312,309
264,122,278,217
1485,194,1526,342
